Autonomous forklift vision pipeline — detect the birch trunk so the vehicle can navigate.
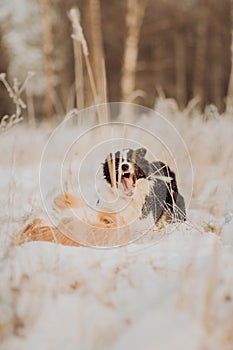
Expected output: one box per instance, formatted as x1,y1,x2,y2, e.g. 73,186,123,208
121,0,147,102
227,0,233,112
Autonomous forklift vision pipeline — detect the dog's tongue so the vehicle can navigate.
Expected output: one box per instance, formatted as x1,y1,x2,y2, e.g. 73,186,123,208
121,176,133,193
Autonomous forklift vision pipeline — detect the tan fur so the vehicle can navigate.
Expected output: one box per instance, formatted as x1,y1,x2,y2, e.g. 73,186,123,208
17,179,149,247
17,219,82,246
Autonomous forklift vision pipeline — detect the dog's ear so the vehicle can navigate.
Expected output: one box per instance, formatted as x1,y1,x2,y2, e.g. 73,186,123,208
136,147,147,158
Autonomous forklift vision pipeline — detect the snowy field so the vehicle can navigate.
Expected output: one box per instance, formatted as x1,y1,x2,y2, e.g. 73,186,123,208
0,103,233,349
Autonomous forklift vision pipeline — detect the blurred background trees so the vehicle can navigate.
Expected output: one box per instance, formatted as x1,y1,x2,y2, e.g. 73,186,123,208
0,0,232,120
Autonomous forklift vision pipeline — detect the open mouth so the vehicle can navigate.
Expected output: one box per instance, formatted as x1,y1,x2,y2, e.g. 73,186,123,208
121,172,136,194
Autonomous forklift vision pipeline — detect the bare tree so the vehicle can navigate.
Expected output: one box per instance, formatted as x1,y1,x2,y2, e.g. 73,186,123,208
88,0,107,104
193,0,209,106
174,30,187,108
0,30,9,118
1,0,232,115
121,0,147,102
227,0,233,111
38,0,55,119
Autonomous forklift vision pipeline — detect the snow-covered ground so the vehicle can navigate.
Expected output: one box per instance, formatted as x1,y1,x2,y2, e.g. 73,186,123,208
0,103,233,349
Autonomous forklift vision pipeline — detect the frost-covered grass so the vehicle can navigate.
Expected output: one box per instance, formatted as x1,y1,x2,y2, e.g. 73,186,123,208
0,103,233,349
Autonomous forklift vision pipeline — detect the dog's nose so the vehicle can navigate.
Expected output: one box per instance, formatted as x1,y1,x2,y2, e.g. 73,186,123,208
122,163,129,171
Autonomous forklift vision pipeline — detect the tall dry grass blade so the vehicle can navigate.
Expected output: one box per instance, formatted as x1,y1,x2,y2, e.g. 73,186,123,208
0,73,33,130
89,0,107,106
69,7,104,124
75,41,84,110
38,0,55,120
102,58,109,122
121,0,147,102
107,153,116,189
84,56,99,106
69,8,84,111
26,84,36,126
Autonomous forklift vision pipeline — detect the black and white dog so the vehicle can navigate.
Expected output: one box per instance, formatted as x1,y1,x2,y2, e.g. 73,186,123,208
103,147,186,226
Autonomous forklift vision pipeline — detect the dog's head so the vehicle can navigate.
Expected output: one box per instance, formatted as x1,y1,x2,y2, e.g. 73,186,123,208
103,148,150,196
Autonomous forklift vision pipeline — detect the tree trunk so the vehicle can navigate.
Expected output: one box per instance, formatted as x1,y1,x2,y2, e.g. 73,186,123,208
211,34,222,110
193,0,208,107
89,0,107,104
174,31,187,108
121,0,147,102
227,0,233,112
0,30,10,118
38,0,55,120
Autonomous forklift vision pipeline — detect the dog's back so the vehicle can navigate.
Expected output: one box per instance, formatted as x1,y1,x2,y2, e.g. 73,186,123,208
141,161,186,225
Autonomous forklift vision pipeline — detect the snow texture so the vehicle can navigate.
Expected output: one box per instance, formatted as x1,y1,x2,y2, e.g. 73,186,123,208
0,106,233,349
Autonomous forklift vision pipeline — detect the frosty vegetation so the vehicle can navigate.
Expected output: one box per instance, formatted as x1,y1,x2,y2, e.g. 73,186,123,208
0,102,233,350
0,0,233,349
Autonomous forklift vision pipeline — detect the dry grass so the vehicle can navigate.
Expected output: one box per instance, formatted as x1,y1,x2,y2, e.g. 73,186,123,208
0,73,33,130
0,4,233,350
89,0,107,105
0,106,233,350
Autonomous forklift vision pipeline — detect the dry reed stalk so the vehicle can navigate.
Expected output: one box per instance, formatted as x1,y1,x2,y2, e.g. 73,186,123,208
69,8,84,111
38,0,55,120
85,56,99,105
69,7,104,123
89,0,108,106
69,7,111,180
74,41,84,110
0,73,34,130
102,59,107,105
107,153,116,189
102,58,109,122
0,75,24,129
121,0,147,102
25,84,36,126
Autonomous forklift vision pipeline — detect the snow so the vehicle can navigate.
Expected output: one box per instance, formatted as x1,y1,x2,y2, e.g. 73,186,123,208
0,106,233,349
222,219,233,245
0,230,232,350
